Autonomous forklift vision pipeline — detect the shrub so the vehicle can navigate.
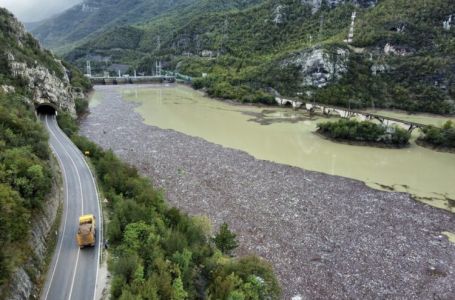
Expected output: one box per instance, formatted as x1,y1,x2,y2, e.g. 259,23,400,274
57,112,78,137
420,121,455,148
317,119,410,146
75,98,89,116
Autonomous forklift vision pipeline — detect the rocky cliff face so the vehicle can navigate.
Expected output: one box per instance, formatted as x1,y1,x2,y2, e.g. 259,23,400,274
281,47,349,88
7,54,77,115
1,8,77,115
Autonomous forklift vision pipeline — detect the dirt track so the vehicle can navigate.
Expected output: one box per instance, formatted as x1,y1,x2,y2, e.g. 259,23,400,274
80,85,455,299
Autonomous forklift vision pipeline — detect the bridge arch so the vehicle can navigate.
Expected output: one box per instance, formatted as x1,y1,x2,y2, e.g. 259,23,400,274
36,103,57,115
283,101,293,108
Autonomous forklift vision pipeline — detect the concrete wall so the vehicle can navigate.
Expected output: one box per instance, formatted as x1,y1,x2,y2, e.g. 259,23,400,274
90,77,176,85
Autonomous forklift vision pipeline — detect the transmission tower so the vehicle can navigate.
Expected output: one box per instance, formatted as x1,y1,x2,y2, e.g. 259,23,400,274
156,36,161,51
219,17,229,56
86,60,92,77
345,11,356,44
318,15,324,43
155,60,162,76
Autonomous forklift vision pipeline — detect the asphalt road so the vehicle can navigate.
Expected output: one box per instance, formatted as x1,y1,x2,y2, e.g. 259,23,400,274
40,114,102,300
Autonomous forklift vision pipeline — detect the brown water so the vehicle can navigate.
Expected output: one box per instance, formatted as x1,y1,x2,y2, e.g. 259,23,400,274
90,85,455,213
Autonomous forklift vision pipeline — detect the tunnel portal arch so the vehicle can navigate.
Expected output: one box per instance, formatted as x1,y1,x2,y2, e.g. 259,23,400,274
36,103,57,115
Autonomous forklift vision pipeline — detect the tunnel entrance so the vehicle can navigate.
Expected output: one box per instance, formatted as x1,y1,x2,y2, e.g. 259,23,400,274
36,104,57,115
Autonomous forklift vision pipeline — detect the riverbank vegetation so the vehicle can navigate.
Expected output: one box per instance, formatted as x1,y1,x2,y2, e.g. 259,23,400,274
0,92,52,294
59,117,281,299
418,121,455,151
317,119,411,147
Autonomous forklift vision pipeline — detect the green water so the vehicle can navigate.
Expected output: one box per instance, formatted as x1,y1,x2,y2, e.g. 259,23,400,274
91,85,455,213
443,232,455,244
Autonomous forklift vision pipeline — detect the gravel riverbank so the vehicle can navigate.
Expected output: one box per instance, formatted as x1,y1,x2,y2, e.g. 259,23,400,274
80,85,455,299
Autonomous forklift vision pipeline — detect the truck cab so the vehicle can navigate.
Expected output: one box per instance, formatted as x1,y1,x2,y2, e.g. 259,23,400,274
76,214,96,248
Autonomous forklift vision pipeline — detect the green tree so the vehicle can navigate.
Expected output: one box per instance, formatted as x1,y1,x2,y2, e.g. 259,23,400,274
213,223,239,256
171,276,188,300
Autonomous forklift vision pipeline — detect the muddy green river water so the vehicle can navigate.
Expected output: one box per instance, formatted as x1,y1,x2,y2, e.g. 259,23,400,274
92,85,455,213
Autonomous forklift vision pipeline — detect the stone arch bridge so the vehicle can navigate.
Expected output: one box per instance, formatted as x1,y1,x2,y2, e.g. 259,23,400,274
275,97,426,132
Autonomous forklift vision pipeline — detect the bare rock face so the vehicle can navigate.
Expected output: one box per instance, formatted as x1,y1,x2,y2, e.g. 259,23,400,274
7,53,77,115
8,269,34,300
281,47,349,88
371,63,391,75
443,15,453,31
272,4,286,24
2,9,77,115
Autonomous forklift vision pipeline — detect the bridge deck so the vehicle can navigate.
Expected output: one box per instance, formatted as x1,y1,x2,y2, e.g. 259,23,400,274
89,76,176,85
303,102,428,128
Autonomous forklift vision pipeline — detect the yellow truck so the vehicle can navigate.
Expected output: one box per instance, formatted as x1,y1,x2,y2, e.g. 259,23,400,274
76,214,96,248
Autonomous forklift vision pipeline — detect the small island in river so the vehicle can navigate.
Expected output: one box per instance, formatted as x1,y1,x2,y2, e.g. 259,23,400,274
317,119,411,148
417,121,455,154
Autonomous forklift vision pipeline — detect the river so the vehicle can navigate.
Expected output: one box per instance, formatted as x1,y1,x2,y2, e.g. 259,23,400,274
90,84,455,213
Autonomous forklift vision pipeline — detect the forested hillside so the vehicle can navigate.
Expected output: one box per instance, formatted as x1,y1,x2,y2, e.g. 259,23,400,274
30,0,263,54
0,92,52,297
61,0,455,114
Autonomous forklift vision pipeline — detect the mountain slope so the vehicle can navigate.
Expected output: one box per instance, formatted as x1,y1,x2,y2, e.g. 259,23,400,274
30,0,197,53
0,7,91,114
64,0,455,114
30,0,264,54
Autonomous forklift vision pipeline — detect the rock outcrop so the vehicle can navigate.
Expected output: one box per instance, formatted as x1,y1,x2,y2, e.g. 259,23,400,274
1,9,77,115
281,47,349,88
443,15,453,31
272,5,286,24
8,54,77,115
